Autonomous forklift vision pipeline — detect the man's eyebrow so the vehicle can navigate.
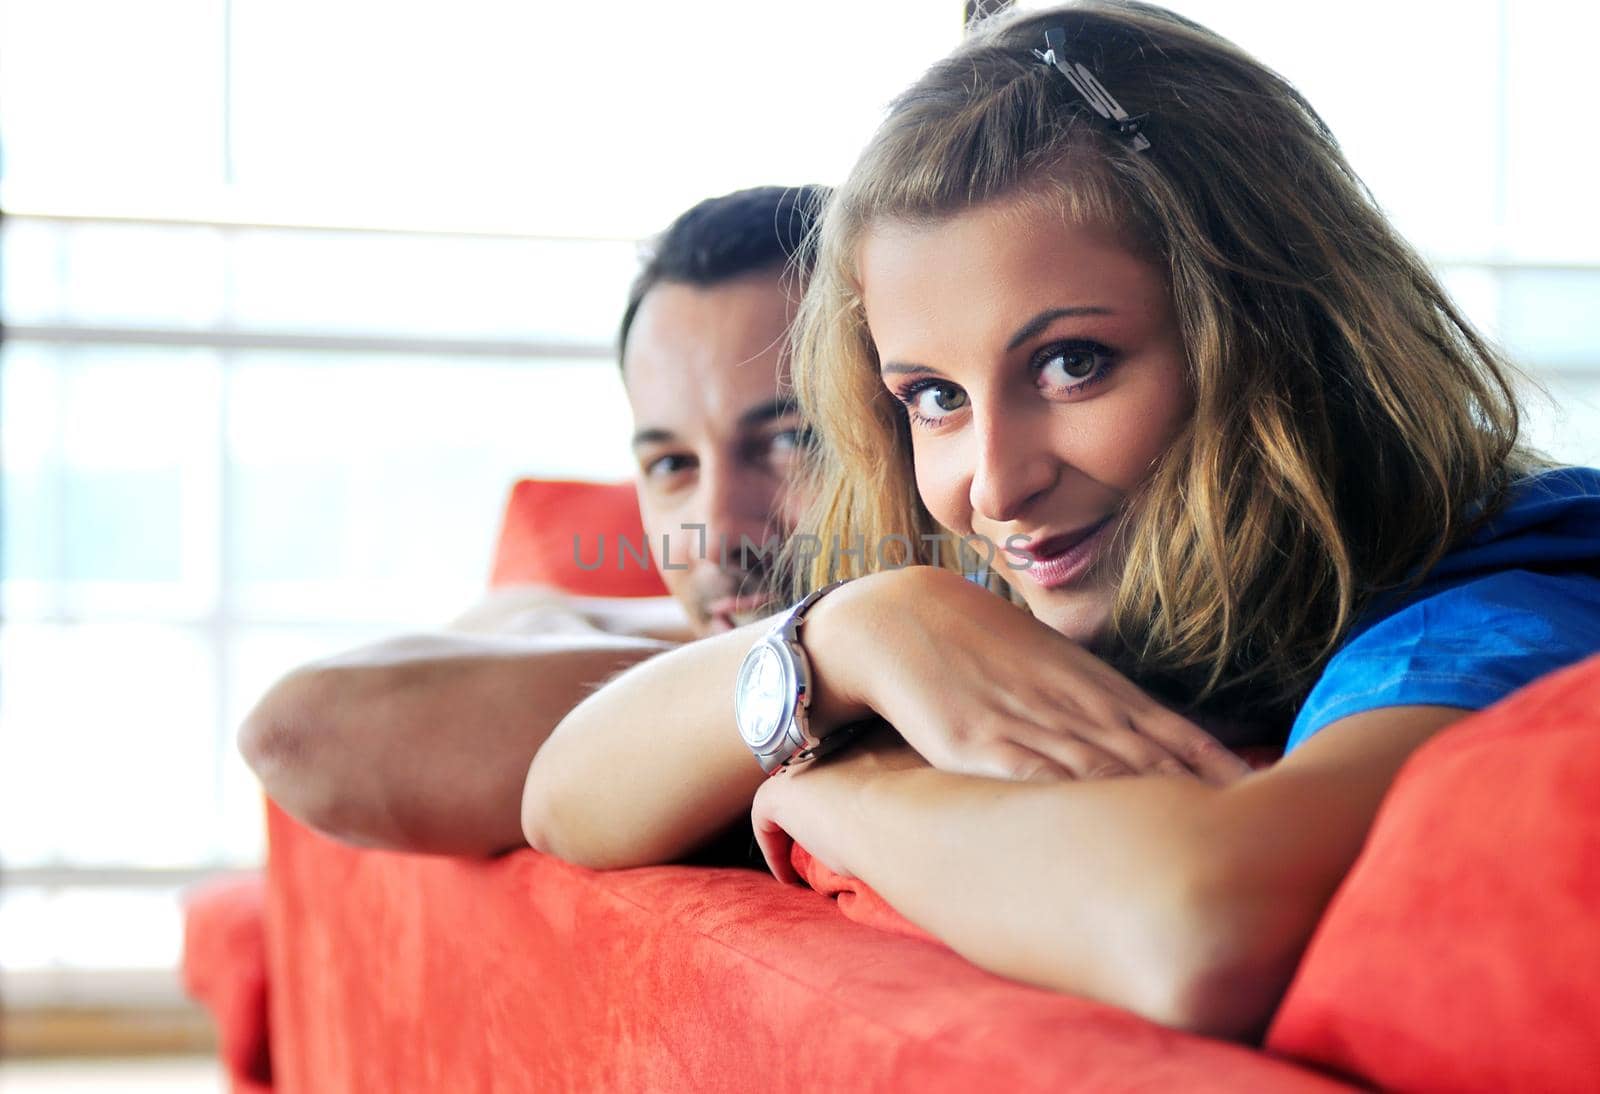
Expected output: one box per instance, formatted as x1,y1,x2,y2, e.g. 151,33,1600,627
630,427,677,449
631,399,797,447
736,397,799,430
879,306,1114,376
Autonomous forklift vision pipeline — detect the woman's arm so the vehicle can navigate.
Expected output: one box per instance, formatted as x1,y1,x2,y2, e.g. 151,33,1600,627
519,620,783,868
240,631,670,855
752,703,1467,1039
522,565,1247,870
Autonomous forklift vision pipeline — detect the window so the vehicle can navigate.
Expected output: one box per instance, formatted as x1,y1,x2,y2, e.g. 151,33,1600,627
0,0,964,1009
3,0,1596,1009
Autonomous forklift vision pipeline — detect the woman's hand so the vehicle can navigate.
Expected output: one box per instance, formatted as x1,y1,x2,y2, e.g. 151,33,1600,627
750,725,929,884
803,566,1251,786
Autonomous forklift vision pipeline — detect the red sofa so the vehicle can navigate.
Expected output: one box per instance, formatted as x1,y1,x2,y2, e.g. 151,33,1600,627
186,478,1600,1092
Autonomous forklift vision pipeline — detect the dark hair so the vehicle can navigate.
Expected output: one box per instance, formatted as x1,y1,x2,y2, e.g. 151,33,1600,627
618,185,830,361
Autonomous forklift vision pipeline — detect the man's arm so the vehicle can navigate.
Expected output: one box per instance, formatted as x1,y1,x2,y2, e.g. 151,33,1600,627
786,704,1466,1039
239,630,672,855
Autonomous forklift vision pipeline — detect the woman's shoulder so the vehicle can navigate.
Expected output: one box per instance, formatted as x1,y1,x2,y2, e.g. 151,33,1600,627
1284,466,1600,753
1433,465,1600,581
1286,568,1600,752
1486,464,1600,526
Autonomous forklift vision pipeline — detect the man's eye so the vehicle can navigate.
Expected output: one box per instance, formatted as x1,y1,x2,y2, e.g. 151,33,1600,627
767,426,811,454
644,454,695,478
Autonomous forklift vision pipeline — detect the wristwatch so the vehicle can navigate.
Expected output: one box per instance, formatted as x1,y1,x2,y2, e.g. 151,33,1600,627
734,579,851,774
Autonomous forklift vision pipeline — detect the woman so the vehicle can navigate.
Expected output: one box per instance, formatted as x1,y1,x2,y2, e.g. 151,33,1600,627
522,2,1600,1038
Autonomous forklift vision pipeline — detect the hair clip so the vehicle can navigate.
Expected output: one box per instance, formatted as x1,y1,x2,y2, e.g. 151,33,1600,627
1032,27,1151,152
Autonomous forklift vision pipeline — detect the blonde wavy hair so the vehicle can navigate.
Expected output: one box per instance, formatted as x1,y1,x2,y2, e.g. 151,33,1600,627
778,0,1533,733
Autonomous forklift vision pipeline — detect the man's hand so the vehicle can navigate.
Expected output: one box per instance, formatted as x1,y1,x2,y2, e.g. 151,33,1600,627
449,586,693,642
449,586,590,634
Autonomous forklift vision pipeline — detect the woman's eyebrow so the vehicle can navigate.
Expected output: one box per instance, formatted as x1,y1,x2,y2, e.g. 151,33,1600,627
1005,306,1112,351
880,305,1115,375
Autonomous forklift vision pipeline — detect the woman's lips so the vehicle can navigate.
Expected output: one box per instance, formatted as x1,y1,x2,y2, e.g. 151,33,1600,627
1005,517,1114,589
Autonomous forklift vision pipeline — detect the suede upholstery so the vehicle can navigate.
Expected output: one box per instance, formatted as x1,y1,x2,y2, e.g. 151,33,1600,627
183,477,1600,1091
261,800,1349,1093
1266,653,1600,1092
489,478,667,597
182,872,273,1094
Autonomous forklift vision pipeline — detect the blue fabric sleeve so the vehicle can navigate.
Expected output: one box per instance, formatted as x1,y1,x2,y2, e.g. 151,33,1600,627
1285,569,1600,753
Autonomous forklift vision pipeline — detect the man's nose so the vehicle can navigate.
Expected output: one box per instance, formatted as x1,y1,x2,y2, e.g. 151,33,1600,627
968,402,1057,525
695,459,780,572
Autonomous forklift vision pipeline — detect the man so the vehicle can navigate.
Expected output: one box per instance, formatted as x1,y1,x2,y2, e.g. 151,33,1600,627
240,186,826,856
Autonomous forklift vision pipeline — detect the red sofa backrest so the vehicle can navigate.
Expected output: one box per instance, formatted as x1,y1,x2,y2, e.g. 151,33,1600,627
193,479,1600,1093
489,478,667,597
1266,653,1600,1092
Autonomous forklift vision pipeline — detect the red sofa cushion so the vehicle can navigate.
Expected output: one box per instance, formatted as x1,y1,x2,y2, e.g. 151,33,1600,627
1266,653,1600,1092
196,475,1600,1089
263,800,1351,1092
489,478,667,597
185,477,663,1090
182,873,273,1094
790,844,941,945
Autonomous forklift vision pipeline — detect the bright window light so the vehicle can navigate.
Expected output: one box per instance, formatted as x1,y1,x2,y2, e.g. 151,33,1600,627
1,0,1596,996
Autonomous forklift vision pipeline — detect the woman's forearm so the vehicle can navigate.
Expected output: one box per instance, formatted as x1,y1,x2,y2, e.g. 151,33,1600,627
520,580,884,869
832,768,1233,1027
520,621,773,868
795,704,1465,1038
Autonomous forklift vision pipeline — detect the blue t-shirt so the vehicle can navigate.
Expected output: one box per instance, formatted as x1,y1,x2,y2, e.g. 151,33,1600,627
1285,466,1600,753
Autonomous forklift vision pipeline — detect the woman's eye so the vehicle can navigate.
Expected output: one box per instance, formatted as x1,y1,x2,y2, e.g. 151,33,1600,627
1034,340,1117,393
905,383,968,421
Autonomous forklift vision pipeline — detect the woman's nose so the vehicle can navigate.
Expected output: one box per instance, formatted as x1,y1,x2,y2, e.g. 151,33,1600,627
967,404,1058,524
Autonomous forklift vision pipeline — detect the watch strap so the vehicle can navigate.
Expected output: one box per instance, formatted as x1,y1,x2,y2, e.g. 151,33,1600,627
773,578,849,643
779,716,882,772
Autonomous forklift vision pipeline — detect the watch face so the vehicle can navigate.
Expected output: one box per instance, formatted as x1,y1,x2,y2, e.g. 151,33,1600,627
735,641,791,748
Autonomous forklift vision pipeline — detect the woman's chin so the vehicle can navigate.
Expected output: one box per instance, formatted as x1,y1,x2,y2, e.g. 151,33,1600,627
1024,588,1113,647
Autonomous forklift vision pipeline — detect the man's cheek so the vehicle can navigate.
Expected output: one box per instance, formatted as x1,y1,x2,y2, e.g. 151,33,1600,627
658,569,695,613
646,522,684,572
778,486,811,537
637,494,680,566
